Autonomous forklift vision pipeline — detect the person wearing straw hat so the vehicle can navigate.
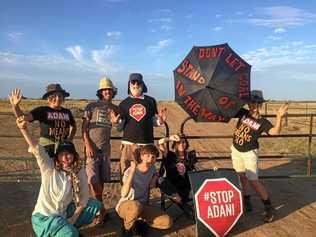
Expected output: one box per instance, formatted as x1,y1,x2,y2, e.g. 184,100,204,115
231,90,288,223
82,76,119,224
9,84,77,158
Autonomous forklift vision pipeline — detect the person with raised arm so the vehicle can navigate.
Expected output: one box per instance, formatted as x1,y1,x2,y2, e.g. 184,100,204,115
12,114,101,237
231,90,288,223
116,145,172,236
158,133,197,205
9,84,77,157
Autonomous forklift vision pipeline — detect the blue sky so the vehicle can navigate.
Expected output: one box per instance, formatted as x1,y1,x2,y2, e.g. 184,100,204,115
1,0,316,100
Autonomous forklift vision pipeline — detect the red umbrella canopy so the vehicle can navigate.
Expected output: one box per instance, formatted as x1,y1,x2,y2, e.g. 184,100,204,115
174,43,251,122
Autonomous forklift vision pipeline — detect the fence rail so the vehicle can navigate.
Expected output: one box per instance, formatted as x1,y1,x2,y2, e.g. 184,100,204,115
0,112,315,181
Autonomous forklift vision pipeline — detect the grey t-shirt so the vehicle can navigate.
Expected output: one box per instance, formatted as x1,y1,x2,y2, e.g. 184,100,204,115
83,101,118,152
116,165,156,211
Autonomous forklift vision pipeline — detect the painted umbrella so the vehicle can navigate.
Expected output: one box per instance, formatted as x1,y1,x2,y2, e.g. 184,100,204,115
174,43,251,122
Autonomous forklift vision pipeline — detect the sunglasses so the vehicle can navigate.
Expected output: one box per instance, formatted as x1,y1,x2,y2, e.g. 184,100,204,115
130,79,143,85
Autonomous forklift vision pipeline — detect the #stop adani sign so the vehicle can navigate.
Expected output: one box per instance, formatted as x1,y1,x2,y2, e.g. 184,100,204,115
195,178,243,237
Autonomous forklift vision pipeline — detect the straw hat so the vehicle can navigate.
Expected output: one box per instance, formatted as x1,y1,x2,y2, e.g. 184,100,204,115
97,76,117,93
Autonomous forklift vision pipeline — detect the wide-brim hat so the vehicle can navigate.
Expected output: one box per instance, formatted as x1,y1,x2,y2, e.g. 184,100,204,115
97,76,118,93
244,90,267,104
128,73,148,94
42,84,70,99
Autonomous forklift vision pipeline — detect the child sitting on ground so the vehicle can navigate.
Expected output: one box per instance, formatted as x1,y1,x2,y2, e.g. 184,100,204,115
116,145,172,236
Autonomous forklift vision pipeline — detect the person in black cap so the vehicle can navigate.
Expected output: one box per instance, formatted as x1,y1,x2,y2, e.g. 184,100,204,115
14,115,101,237
231,90,288,223
9,84,77,157
111,73,167,174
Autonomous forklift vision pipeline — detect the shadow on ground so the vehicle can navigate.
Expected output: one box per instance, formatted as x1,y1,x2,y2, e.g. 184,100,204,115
1,159,316,237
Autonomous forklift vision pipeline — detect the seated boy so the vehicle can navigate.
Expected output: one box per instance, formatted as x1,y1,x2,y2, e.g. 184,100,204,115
116,145,173,236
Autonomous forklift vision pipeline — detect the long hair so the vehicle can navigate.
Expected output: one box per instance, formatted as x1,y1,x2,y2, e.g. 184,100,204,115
54,151,82,206
171,133,189,152
96,89,117,99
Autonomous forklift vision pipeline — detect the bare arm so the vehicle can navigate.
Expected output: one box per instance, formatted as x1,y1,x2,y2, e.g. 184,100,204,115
158,134,180,157
158,137,169,157
82,118,95,158
269,103,289,135
121,161,137,197
68,121,77,141
16,116,37,150
9,88,33,121
154,107,167,126
67,204,85,225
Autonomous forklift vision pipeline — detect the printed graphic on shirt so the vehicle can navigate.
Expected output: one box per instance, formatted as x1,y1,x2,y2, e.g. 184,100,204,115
96,109,111,127
241,116,260,130
46,112,71,140
234,115,263,146
129,104,146,122
234,123,252,146
47,112,70,121
31,106,75,142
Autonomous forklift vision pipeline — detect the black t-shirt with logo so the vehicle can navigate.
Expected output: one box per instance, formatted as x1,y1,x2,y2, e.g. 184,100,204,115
30,106,76,142
118,95,158,144
233,108,273,152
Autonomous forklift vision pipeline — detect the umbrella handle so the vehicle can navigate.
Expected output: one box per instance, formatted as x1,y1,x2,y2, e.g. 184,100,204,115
180,117,193,134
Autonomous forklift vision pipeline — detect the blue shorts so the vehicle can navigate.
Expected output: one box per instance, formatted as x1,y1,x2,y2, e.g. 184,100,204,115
32,198,101,237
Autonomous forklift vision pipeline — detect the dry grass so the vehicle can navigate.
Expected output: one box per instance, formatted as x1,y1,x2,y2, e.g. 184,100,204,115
0,99,315,175
1,99,316,237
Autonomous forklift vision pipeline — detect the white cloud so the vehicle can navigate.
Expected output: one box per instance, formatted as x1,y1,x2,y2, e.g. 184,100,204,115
148,17,173,33
215,14,222,18
246,6,316,28
107,31,122,39
66,45,84,63
241,42,316,100
267,35,282,41
213,26,222,31
0,50,129,99
147,39,172,53
242,41,316,69
274,27,286,34
7,32,23,42
92,45,117,65
64,44,122,74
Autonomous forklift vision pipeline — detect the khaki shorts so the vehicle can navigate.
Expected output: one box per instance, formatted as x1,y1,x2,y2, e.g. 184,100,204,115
231,145,259,180
86,150,111,184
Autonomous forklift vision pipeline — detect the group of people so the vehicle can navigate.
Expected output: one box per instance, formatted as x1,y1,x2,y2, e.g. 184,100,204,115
9,72,288,237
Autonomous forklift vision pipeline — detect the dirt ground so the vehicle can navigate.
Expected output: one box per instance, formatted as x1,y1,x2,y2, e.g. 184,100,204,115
2,161,316,237
1,100,316,236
